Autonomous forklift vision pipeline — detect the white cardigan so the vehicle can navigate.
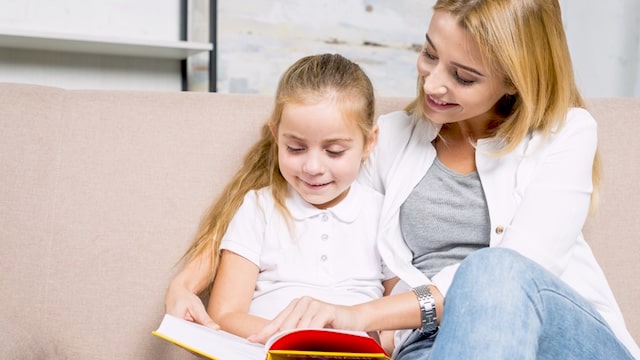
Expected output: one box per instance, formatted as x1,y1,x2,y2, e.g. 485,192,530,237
359,109,640,357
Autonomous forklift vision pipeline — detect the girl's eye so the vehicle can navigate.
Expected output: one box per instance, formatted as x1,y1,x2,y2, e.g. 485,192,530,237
286,146,304,153
326,149,346,157
422,48,437,61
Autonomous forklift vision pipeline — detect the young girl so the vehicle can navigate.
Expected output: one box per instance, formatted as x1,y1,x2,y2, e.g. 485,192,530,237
167,53,392,341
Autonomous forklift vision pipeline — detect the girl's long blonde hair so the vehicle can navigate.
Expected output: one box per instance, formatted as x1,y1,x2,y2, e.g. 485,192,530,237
407,0,601,209
180,53,376,290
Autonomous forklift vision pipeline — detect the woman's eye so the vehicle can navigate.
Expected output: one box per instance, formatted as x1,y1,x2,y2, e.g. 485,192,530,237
454,71,475,86
422,48,437,61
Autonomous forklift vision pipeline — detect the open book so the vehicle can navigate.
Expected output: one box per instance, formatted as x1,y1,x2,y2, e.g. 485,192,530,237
152,313,390,359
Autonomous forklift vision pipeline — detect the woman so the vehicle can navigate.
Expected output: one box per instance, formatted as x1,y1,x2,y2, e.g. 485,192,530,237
166,0,640,358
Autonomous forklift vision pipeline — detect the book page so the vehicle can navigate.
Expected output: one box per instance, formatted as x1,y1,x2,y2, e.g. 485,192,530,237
152,314,265,360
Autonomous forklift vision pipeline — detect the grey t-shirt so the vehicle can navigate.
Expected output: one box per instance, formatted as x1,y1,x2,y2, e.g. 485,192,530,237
400,157,490,279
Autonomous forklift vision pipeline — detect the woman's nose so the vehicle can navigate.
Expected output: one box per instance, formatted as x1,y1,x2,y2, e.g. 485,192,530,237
423,66,448,95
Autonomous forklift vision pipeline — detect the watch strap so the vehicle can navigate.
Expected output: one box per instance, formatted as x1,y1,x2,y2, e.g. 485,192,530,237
412,284,439,337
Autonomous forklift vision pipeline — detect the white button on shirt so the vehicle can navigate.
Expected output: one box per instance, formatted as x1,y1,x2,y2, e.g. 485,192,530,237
220,181,387,320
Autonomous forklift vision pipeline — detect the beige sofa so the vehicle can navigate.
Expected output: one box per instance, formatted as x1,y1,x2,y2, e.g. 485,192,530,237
1,82,638,359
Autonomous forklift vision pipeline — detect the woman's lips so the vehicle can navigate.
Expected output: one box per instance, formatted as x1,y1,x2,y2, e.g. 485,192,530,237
426,95,457,111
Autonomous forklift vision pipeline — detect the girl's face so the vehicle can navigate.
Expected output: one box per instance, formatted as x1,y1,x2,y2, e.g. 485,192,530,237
417,10,515,126
276,98,376,209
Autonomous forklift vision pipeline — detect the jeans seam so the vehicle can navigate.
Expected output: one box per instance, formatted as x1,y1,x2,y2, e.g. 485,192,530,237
538,288,611,330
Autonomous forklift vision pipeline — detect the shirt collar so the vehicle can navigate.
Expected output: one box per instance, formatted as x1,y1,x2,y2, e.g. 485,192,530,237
285,181,364,223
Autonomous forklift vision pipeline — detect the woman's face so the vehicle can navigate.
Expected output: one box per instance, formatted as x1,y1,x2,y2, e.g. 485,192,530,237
417,10,515,126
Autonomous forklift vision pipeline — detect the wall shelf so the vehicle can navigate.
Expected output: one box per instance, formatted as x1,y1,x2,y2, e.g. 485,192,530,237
0,28,213,60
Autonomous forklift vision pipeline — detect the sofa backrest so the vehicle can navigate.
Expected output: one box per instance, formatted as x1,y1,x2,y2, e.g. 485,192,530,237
0,83,638,359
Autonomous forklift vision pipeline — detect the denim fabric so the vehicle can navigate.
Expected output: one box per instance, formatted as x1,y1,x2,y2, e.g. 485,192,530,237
395,329,435,360
424,248,634,359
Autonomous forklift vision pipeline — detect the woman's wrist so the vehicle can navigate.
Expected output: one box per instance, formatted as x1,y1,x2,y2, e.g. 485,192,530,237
412,285,438,336
354,291,425,332
428,285,444,325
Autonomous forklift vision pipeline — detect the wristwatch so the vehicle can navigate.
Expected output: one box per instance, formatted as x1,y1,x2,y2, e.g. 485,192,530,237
412,284,439,337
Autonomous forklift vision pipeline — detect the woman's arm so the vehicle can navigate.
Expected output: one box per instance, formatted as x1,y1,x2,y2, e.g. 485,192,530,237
248,284,443,344
164,251,219,328
208,250,271,340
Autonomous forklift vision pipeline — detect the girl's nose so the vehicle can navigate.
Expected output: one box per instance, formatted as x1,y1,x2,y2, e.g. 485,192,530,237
302,154,324,175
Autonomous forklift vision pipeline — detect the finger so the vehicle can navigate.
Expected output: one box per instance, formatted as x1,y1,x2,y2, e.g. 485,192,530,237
294,298,326,329
277,297,311,330
293,297,336,330
248,299,298,343
189,303,220,330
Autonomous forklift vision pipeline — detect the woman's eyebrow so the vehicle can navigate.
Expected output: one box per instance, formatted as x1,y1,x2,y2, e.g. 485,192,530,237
426,34,485,77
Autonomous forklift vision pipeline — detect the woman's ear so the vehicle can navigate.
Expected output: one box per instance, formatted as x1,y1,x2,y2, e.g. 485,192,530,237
362,125,379,162
506,82,518,96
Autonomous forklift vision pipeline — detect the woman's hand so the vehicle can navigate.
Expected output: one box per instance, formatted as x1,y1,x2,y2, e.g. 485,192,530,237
247,296,358,343
164,280,219,330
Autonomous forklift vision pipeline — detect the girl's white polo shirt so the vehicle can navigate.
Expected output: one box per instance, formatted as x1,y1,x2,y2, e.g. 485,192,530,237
220,181,386,320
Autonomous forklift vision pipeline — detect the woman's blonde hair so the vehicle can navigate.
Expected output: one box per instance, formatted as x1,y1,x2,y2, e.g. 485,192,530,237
407,0,601,208
180,53,376,289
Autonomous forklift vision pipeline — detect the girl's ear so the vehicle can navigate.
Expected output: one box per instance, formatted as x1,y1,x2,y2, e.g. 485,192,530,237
362,125,379,162
268,123,278,140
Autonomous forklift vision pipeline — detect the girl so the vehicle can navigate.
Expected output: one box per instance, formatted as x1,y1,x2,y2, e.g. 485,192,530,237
166,53,393,340
248,1,640,359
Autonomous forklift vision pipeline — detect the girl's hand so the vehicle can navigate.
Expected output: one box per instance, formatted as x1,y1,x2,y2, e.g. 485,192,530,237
247,296,357,343
164,281,219,330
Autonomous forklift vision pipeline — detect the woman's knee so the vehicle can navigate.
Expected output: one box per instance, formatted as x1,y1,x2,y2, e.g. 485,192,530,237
459,247,526,277
450,248,536,298
447,248,542,315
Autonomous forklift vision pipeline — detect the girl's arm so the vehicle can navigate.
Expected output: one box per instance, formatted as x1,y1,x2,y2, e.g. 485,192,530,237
164,251,219,328
208,250,270,340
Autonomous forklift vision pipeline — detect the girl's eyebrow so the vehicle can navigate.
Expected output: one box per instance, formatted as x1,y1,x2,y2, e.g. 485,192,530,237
281,133,304,141
282,133,353,144
426,34,486,78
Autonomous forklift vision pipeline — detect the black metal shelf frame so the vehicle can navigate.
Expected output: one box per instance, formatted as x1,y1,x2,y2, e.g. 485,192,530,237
180,0,217,92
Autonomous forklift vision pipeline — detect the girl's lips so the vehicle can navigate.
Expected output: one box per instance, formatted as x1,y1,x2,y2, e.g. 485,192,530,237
426,95,458,111
300,179,332,189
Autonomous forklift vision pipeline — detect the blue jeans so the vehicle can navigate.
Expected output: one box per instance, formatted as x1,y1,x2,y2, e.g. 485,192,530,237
396,248,633,360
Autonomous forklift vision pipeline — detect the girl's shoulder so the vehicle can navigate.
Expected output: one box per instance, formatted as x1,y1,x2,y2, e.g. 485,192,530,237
241,187,277,215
